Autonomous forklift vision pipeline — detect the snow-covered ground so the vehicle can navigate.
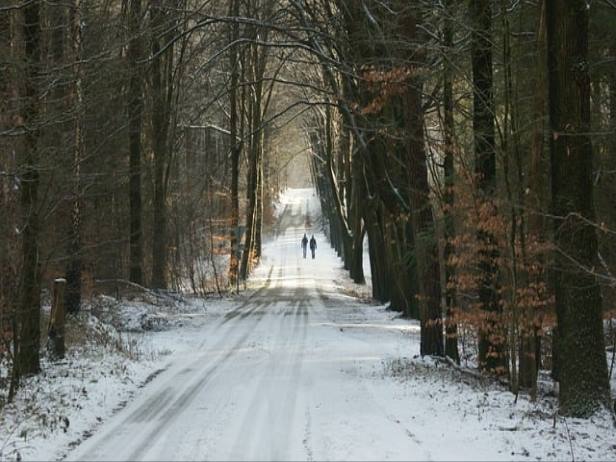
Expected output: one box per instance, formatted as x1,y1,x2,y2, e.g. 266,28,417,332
0,314,163,461
2,188,615,461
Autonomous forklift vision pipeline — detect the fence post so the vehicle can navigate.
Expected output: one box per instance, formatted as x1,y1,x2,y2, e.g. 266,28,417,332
48,278,66,359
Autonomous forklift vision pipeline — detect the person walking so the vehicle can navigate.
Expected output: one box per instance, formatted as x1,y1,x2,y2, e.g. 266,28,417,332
301,233,308,259
309,235,317,259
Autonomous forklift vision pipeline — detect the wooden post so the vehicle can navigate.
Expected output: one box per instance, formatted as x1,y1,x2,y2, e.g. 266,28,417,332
48,278,66,359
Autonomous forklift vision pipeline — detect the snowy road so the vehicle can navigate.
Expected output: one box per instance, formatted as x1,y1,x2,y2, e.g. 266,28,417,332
67,189,429,461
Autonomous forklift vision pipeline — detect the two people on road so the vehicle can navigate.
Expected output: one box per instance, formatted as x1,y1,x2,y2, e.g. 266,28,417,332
301,233,317,259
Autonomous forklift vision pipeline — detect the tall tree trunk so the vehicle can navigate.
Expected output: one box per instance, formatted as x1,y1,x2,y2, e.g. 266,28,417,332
546,0,611,417
240,83,259,281
227,0,241,289
442,0,459,363
470,0,504,373
65,0,83,313
611,47,616,167
349,179,365,284
403,8,443,357
240,7,270,280
18,0,43,376
254,130,264,259
323,109,353,268
520,1,547,393
348,125,365,284
127,0,144,285
151,0,171,289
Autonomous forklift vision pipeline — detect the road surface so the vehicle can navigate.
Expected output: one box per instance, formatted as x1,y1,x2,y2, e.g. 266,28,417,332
68,189,428,461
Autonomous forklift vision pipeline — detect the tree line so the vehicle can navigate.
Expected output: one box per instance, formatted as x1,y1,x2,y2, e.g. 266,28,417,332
0,0,289,401
302,0,615,418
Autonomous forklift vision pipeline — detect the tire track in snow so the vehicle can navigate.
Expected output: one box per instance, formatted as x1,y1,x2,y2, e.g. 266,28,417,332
220,265,275,323
226,244,310,460
124,273,284,461
274,265,310,458
227,271,297,459
271,293,309,460
153,267,289,460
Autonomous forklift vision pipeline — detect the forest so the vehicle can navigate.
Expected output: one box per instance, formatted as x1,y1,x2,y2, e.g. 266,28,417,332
1,0,616,452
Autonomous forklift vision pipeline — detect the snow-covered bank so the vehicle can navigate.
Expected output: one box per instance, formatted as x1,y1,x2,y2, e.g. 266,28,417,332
314,264,616,461
0,294,234,461
366,356,615,461
0,312,162,461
